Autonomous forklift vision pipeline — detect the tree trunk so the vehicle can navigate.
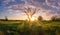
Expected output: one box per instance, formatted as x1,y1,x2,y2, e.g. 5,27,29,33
26,14,32,23
27,15,32,23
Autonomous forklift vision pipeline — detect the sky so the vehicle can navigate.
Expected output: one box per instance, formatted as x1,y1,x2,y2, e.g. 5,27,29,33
0,0,60,20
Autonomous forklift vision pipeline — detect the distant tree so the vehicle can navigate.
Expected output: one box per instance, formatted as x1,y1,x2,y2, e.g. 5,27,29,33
38,16,43,21
5,16,8,21
55,17,60,21
51,16,56,21
51,16,60,21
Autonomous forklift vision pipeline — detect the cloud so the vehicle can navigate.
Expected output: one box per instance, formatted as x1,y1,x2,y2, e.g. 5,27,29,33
3,0,16,3
45,0,60,9
0,0,60,20
5,0,60,18
0,9,27,20
5,3,37,10
3,0,16,5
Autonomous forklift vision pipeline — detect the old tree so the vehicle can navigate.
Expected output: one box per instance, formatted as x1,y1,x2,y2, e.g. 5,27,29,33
8,4,40,22
21,7,40,22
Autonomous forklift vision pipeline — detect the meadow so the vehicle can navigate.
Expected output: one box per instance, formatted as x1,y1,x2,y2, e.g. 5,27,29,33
0,20,60,35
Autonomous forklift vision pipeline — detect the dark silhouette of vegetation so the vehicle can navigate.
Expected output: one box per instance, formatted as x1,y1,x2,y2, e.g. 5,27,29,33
38,16,43,21
5,16,8,21
51,16,60,21
21,7,40,22
51,16,56,21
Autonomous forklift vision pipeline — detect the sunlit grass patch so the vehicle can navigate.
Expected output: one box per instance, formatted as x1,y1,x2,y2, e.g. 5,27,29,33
0,20,60,35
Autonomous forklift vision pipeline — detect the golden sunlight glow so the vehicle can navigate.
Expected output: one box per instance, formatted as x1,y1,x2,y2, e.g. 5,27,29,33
30,17,37,21
25,16,38,21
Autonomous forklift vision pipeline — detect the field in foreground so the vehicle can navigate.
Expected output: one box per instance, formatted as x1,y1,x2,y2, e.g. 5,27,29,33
0,20,60,35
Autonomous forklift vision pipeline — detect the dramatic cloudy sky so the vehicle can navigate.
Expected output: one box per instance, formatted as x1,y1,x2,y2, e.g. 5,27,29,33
0,0,60,20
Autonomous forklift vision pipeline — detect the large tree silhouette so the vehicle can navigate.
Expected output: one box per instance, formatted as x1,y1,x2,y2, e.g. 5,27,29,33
21,7,40,22
8,4,40,22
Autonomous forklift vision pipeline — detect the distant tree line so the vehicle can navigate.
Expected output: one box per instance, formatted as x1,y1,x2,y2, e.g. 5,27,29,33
0,16,8,21
38,16,60,21
0,16,60,21
51,16,60,21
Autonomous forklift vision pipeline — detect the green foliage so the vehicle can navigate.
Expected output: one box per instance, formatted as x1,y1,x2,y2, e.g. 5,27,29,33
0,20,60,35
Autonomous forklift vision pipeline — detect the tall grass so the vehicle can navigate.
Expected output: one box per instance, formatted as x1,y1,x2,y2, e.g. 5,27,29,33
0,20,60,35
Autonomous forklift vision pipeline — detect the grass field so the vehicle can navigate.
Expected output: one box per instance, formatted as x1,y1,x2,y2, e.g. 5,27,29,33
0,20,60,35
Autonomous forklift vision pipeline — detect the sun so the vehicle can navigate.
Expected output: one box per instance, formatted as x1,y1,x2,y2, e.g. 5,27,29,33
25,16,38,22
30,17,37,21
